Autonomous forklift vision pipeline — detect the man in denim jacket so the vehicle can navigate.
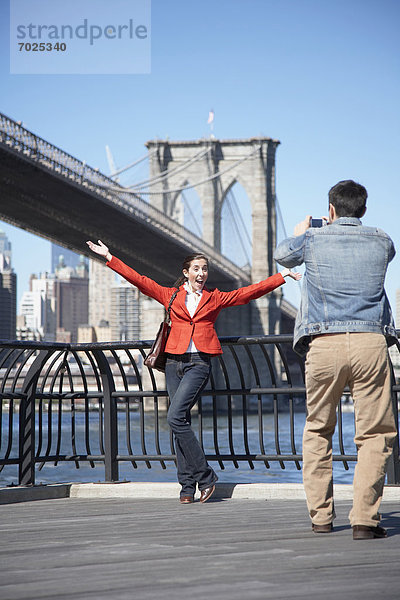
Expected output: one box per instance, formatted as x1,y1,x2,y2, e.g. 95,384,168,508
274,180,397,540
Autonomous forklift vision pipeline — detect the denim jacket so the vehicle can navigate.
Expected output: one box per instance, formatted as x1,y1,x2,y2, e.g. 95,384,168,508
274,217,396,355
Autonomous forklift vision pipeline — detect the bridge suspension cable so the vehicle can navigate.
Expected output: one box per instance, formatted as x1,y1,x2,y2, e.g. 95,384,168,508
110,148,156,178
226,189,252,249
98,144,262,196
223,190,252,266
132,147,211,190
275,195,288,239
179,191,202,237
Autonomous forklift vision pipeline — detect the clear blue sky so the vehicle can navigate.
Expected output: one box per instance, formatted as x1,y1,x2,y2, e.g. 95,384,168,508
1,0,399,314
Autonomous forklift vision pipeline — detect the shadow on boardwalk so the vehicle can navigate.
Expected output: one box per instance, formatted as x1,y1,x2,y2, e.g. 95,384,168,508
0,498,400,600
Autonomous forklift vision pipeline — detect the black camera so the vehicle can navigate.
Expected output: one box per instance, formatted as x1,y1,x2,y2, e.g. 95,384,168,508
310,218,324,228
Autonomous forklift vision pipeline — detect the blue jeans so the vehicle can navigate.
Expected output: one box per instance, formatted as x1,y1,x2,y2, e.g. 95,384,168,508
165,353,218,496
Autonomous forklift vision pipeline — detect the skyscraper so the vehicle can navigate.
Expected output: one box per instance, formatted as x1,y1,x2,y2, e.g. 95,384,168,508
111,280,140,341
19,273,56,341
0,230,17,340
51,243,88,273
54,255,89,342
88,258,116,329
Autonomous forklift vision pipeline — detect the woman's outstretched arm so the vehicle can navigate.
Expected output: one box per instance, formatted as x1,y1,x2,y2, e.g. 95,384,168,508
86,239,173,305
216,269,301,308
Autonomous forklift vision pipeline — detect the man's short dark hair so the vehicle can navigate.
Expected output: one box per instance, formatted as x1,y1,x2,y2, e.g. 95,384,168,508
328,180,367,218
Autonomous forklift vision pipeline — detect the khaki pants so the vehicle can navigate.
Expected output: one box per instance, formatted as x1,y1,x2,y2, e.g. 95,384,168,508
303,332,397,527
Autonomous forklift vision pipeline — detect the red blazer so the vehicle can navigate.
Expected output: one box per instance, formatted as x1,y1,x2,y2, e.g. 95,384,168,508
107,256,285,355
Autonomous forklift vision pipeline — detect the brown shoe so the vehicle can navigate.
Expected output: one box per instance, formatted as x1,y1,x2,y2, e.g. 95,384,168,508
179,495,194,504
199,485,215,503
312,522,333,534
353,525,387,540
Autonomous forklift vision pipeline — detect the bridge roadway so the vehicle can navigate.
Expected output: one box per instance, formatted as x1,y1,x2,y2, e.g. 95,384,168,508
0,485,399,599
0,112,249,288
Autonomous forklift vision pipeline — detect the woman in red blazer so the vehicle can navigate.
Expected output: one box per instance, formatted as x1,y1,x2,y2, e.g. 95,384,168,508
87,239,301,504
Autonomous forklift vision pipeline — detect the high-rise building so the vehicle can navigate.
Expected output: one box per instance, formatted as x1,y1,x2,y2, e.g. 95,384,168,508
0,229,12,272
54,255,89,342
88,258,116,329
19,273,57,340
0,230,16,340
51,243,88,273
111,280,140,341
0,272,17,340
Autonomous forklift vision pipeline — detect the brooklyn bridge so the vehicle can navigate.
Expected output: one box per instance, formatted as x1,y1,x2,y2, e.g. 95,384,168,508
0,111,296,340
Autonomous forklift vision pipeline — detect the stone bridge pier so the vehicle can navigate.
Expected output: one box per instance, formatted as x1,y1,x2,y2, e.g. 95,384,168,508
140,137,288,398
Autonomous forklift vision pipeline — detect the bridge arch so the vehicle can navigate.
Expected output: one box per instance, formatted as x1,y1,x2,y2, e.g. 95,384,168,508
171,180,203,238
145,137,283,339
146,137,280,282
220,179,252,269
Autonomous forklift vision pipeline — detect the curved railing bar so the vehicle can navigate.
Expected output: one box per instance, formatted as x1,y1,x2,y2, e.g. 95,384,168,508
121,349,141,469
242,343,270,469
82,349,105,459
224,346,252,468
68,350,96,469
10,349,35,394
274,342,302,470
205,361,224,470
37,351,67,467
257,344,285,469
0,348,23,393
242,345,261,469
336,398,349,471
215,352,239,469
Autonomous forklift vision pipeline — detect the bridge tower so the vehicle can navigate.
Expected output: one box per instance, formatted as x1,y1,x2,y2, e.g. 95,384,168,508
144,137,282,338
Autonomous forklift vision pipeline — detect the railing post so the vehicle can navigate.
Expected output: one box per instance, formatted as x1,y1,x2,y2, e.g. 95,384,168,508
93,349,119,482
386,378,400,485
19,350,52,486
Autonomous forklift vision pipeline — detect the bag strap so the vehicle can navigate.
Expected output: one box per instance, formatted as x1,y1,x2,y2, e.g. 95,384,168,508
164,289,179,324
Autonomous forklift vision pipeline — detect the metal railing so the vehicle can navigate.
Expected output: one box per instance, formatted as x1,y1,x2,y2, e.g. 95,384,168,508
0,335,399,486
0,111,250,283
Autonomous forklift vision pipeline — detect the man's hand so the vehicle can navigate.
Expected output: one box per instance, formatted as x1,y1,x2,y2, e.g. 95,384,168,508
294,216,311,237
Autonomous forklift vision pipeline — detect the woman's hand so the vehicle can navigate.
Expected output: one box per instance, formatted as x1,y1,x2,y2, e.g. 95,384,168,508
86,239,112,261
281,268,302,281
287,270,302,281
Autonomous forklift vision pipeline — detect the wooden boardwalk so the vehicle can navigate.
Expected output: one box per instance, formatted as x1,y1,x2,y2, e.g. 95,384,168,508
0,497,399,600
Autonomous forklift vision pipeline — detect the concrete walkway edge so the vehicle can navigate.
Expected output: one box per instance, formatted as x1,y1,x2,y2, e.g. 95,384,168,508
1,481,400,504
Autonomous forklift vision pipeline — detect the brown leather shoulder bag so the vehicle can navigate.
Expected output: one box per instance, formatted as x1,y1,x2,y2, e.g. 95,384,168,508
143,289,179,372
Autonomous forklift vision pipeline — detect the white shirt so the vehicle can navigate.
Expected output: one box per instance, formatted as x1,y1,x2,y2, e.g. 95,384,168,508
184,281,202,353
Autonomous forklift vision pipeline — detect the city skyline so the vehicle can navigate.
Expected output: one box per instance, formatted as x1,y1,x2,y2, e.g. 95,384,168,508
0,227,141,342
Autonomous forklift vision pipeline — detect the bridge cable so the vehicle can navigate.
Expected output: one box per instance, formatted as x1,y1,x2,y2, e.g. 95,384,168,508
110,148,157,178
180,191,202,237
275,195,288,239
228,189,253,249
112,145,263,196
223,191,251,266
131,148,212,190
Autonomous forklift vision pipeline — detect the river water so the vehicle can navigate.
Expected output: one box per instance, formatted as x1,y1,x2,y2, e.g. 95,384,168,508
0,409,358,487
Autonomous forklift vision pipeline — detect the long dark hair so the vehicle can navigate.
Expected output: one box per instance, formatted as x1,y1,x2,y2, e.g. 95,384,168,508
173,253,209,288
